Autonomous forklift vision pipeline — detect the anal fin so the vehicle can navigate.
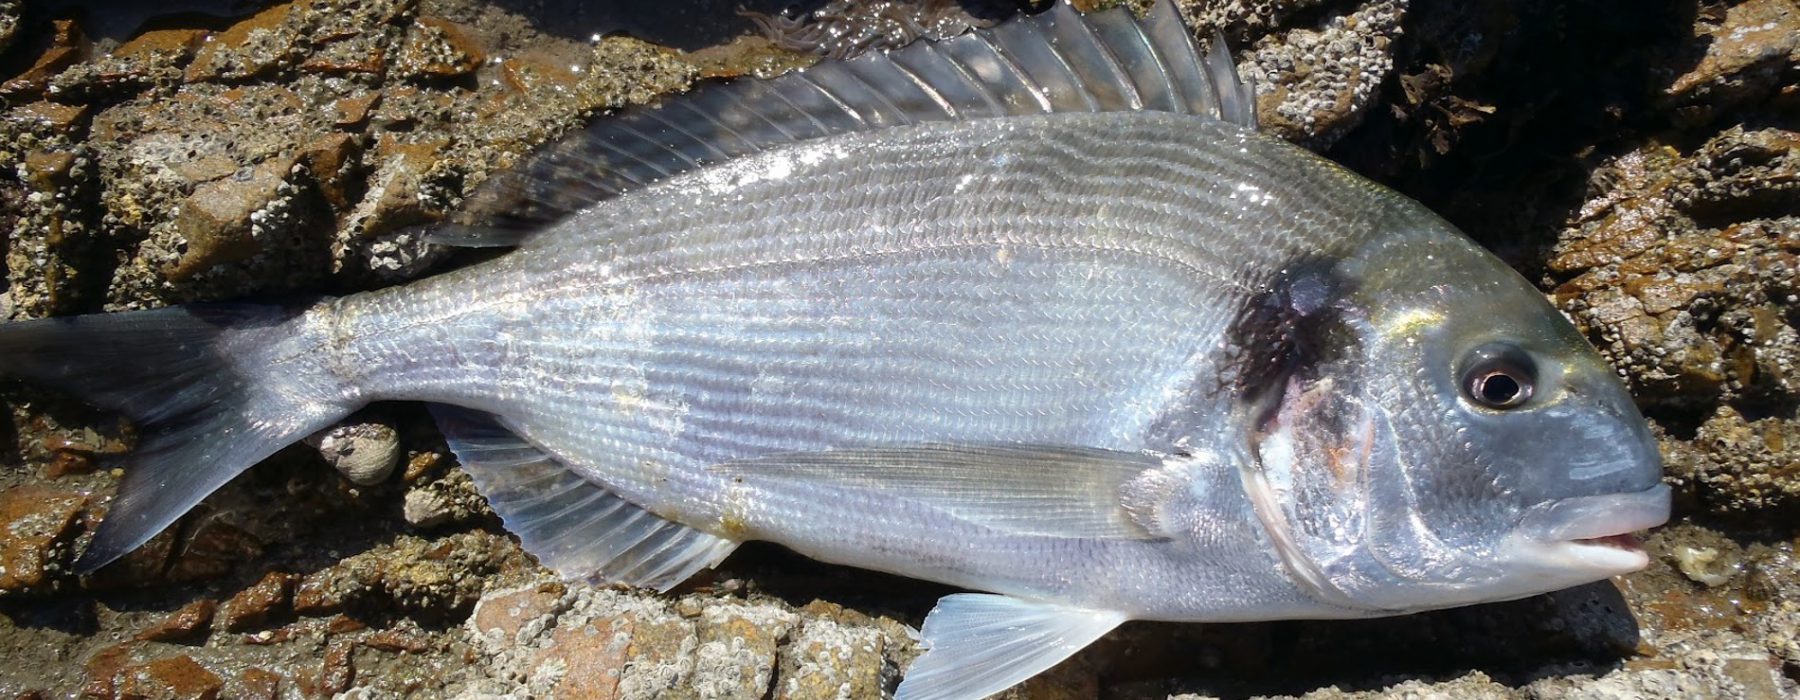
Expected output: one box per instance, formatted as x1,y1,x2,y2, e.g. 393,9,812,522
897,594,1126,700
430,406,736,591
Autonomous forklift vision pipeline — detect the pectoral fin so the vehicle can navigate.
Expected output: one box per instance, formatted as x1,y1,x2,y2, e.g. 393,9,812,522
715,444,1170,540
897,594,1126,700
431,406,737,591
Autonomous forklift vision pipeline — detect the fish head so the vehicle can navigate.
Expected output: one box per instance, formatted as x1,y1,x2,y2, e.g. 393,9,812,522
1231,202,1668,615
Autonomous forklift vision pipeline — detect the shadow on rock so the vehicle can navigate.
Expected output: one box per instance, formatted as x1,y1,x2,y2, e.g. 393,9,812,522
1106,580,1642,698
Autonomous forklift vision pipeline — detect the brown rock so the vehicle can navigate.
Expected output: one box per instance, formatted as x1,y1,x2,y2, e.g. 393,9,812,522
364,628,432,653
332,93,381,128
1664,0,1800,122
165,154,298,281
469,582,566,639
291,571,344,616
300,39,387,76
134,599,217,643
320,639,355,695
219,570,297,631
185,4,299,82
81,642,139,699
549,617,632,699
0,485,87,594
0,18,86,98
11,101,90,134
83,528,176,590
397,17,485,78
301,131,364,211
44,449,96,478
116,656,223,700
57,28,209,97
775,618,888,700
235,668,282,700
162,518,263,583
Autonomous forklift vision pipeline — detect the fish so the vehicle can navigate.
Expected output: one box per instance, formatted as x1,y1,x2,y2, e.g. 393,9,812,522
0,3,1669,699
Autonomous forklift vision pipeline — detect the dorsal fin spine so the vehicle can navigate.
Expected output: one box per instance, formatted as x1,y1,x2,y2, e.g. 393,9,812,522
643,108,733,161
911,41,1005,116
1077,16,1144,110
724,82,804,140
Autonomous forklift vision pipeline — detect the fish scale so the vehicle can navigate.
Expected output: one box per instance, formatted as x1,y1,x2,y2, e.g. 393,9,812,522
0,3,1669,699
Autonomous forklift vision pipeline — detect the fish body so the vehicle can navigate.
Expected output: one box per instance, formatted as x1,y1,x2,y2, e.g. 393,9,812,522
0,4,1667,699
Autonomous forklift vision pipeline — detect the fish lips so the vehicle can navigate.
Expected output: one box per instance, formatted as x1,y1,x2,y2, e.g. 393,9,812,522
1508,484,1672,575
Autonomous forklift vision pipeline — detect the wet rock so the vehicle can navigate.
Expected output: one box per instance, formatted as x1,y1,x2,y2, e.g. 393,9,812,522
184,4,301,83
218,571,296,632
742,0,997,59
334,136,455,281
0,0,17,55
319,638,355,695
396,17,486,79
234,668,282,700
115,655,223,700
1666,407,1800,516
775,616,891,700
133,599,216,643
0,18,86,99
166,154,305,281
1661,0,1800,125
689,601,798,697
49,28,210,101
290,531,525,620
0,485,86,595
307,420,401,486
161,517,264,584
402,467,490,529
1238,0,1405,147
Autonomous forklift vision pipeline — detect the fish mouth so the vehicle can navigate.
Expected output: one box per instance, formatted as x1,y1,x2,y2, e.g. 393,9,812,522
1512,484,1671,575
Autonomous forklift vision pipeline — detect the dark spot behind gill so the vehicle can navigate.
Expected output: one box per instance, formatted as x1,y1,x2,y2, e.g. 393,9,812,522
1221,257,1360,432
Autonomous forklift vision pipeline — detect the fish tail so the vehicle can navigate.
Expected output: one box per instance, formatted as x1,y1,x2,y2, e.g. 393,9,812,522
0,302,361,572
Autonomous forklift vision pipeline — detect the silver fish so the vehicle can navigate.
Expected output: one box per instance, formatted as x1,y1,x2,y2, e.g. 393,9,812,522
0,3,1667,699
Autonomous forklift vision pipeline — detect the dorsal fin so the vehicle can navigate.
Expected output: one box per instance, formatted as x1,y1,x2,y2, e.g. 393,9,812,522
436,1,1256,245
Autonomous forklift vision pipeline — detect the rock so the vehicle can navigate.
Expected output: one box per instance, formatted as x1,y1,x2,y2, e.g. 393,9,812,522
235,668,283,700
115,655,223,700
1662,0,1800,125
775,617,891,700
48,28,210,100
218,571,296,632
0,18,86,99
307,419,402,486
690,602,799,698
741,0,996,59
0,0,18,55
161,518,264,584
319,638,355,695
396,17,485,79
0,485,87,595
1238,0,1406,147
184,4,301,83
133,599,217,643
402,467,490,529
166,154,303,281
288,531,525,621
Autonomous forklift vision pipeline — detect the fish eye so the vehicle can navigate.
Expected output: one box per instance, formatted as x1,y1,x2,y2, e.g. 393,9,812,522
1459,343,1537,410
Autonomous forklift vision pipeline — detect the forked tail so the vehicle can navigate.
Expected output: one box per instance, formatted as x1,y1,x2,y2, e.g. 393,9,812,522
0,303,360,571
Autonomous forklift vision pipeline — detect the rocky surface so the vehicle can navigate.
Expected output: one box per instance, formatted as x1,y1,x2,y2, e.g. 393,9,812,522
0,0,1796,698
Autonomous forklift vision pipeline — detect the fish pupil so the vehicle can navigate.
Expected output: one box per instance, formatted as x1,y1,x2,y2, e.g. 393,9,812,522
1460,343,1537,409
1475,372,1523,406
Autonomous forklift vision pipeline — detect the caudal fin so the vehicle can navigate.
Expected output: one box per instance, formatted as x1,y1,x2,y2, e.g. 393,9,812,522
0,304,360,572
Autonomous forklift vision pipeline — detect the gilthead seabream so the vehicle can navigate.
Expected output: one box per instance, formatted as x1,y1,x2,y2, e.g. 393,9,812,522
0,3,1669,699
